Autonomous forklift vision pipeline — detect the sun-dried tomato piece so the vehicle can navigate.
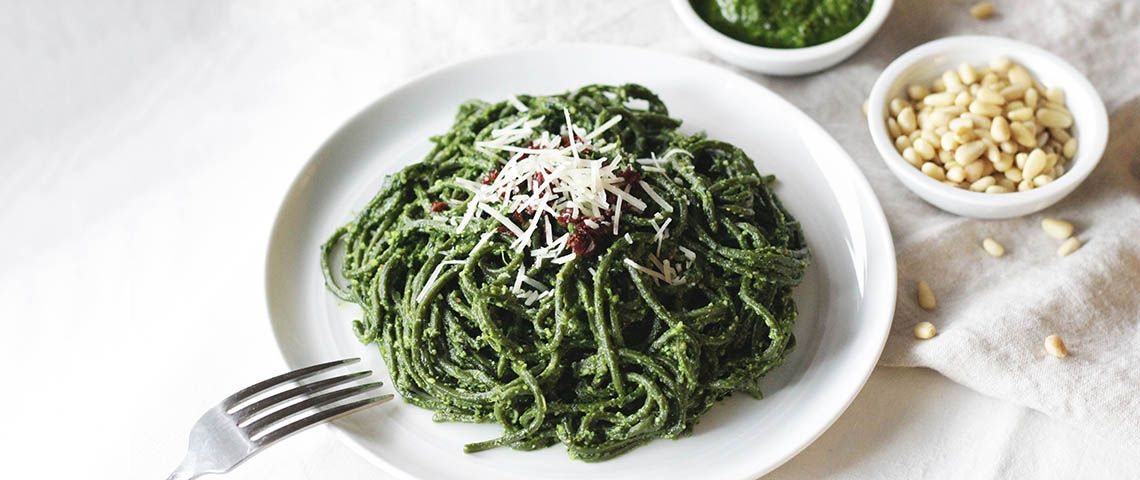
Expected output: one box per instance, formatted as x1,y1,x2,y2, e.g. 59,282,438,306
567,231,595,256
616,167,641,187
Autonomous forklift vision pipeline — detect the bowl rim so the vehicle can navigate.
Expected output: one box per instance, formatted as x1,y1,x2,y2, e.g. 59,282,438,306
867,35,1109,211
670,0,893,61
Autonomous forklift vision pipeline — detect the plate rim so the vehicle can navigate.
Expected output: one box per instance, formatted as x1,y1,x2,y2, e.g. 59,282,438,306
263,43,897,479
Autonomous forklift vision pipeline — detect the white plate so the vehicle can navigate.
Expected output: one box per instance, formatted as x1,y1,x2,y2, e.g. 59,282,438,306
265,44,896,480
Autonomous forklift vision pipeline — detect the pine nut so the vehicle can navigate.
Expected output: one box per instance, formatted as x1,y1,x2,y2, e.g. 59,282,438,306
898,107,917,133
958,63,979,84
1015,152,1028,169
895,135,911,152
1009,66,1032,87
985,144,1001,164
902,147,922,167
946,165,966,182
1010,122,1037,147
976,87,1005,105
889,97,908,116
1007,107,1034,122
981,72,1000,88
922,162,946,180
969,100,1002,117
955,140,987,165
941,132,959,151
1024,87,1039,108
1023,149,1048,179
1063,138,1077,158
981,160,995,177
1040,99,1067,111
985,185,1010,194
914,321,938,340
954,91,972,107
1018,179,1034,191
888,117,902,137
1044,334,1069,358
969,175,996,192
1045,86,1065,104
992,152,1014,172
1033,174,1054,187
1036,108,1073,128
924,92,955,107
1049,127,1071,143
982,237,1005,256
964,160,986,181
970,1,995,19
949,117,973,135
1005,167,1023,182
908,84,930,101
1057,237,1082,256
917,281,937,310
965,113,992,129
989,116,1011,142
954,129,976,144
943,71,964,92
921,130,940,147
1041,218,1073,239
914,138,936,160
1000,84,1028,100
990,56,1012,73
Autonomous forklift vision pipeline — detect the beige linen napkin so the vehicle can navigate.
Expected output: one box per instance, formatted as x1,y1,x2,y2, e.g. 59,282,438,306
879,98,1140,451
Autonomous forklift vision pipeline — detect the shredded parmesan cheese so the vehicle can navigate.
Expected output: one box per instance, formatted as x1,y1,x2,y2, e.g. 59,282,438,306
507,95,529,112
638,181,673,213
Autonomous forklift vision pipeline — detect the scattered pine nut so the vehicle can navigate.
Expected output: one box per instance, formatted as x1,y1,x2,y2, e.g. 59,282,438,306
1041,218,1073,239
862,99,870,116
914,321,938,340
1044,334,1069,358
982,237,1005,257
917,281,937,310
969,2,995,19
1057,237,1082,256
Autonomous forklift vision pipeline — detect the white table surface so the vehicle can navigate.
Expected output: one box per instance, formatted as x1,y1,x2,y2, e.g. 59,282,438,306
3,1,1137,478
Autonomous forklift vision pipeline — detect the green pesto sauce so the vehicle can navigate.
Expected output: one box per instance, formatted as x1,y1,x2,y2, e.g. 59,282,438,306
692,0,872,49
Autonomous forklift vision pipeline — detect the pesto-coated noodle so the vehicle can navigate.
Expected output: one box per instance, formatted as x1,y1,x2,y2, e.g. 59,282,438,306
321,84,809,461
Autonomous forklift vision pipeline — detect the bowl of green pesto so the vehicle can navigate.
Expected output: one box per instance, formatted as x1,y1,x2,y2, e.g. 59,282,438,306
672,0,892,75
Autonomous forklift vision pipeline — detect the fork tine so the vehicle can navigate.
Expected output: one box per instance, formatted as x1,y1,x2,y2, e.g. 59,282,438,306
231,371,372,423
243,381,385,436
223,358,359,409
252,394,395,448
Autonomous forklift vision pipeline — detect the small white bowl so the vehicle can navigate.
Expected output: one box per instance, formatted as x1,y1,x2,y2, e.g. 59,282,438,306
671,0,892,76
868,36,1108,219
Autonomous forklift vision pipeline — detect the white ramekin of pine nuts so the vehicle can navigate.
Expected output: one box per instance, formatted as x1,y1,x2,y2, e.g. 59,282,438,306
868,36,1108,219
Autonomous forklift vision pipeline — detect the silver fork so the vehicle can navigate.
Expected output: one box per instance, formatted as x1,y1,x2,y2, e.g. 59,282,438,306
166,358,393,479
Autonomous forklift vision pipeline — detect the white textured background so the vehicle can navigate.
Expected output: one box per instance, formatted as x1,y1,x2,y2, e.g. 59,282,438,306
2,1,1138,478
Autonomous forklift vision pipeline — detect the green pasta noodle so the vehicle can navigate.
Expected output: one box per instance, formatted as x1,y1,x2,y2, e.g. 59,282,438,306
321,84,810,461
